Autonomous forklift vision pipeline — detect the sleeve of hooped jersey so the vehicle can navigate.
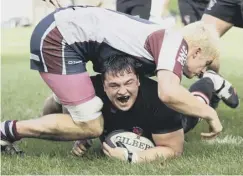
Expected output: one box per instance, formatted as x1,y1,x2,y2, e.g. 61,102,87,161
155,31,188,80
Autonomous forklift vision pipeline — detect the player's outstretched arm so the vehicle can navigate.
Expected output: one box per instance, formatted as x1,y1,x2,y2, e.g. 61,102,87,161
157,70,222,138
102,129,184,163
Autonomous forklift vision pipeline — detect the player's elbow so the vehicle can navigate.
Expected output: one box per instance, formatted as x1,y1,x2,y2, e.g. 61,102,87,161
174,147,183,157
169,146,183,159
157,70,181,105
161,146,183,160
158,88,175,104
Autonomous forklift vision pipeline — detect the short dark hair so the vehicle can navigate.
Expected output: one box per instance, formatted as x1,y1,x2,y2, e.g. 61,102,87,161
100,55,142,81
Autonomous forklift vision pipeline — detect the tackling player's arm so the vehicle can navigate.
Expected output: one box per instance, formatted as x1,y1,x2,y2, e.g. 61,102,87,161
157,69,222,138
157,70,217,120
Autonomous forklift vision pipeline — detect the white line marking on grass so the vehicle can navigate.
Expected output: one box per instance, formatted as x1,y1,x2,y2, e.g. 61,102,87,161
204,135,243,145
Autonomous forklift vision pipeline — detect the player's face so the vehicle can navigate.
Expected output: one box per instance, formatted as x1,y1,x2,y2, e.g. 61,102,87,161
103,70,140,111
183,48,213,78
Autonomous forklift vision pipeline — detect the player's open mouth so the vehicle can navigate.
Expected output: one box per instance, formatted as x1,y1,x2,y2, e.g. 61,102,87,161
117,96,130,103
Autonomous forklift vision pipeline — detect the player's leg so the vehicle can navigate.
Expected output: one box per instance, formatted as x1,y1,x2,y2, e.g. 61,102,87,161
201,14,233,37
148,0,176,28
202,0,243,37
178,0,202,25
203,71,239,108
182,71,239,133
116,0,131,15
1,11,104,150
10,72,104,141
129,0,151,20
42,94,63,115
202,0,243,73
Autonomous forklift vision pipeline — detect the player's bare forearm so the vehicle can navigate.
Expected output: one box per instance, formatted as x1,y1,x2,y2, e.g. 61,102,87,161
164,84,216,119
157,70,216,120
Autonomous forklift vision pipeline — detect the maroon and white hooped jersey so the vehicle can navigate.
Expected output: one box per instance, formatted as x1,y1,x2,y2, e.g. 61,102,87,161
53,6,188,79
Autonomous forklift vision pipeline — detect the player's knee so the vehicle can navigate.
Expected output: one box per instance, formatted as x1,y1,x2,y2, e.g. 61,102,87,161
74,116,104,138
42,94,62,115
189,77,214,104
85,116,104,137
64,96,104,137
175,149,183,157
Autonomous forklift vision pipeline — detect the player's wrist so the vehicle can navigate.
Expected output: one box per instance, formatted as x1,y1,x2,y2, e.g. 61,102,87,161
202,106,217,121
123,149,138,163
208,108,218,121
127,151,138,163
123,149,129,161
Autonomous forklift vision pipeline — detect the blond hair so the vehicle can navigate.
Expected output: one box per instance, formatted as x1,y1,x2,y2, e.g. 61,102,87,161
180,21,220,61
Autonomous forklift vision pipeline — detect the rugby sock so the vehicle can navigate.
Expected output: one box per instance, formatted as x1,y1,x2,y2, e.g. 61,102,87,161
189,77,217,108
1,120,21,142
202,70,239,108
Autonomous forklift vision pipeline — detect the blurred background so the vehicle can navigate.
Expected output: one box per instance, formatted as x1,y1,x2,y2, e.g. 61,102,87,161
1,0,178,28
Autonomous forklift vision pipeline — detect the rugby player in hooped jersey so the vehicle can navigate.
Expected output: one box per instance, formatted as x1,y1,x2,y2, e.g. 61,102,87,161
1,6,222,153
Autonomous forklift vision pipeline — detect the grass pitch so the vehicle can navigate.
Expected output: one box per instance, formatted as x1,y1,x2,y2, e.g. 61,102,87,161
1,26,243,175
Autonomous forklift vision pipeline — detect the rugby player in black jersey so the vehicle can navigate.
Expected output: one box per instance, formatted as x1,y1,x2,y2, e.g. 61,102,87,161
45,55,238,163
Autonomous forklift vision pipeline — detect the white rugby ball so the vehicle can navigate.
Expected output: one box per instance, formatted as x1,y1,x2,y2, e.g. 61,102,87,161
105,130,155,152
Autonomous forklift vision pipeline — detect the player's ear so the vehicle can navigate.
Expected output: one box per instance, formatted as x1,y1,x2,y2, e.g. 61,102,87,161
101,74,107,92
102,81,107,92
137,75,140,86
193,47,201,59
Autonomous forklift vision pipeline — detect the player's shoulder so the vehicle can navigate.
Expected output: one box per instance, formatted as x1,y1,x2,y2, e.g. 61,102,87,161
145,28,187,54
139,76,157,89
90,74,106,97
139,76,159,100
90,74,102,84
138,76,180,122
163,29,185,42
138,76,174,110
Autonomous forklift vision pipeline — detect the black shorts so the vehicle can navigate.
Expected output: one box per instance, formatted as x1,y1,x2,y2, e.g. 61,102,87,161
178,0,209,25
116,0,151,20
204,0,243,28
181,115,200,134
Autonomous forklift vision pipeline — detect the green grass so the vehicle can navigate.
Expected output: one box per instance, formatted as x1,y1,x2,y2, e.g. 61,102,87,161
1,26,243,175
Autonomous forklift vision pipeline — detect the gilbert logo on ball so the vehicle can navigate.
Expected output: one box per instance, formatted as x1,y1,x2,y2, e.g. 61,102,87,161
105,130,155,152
